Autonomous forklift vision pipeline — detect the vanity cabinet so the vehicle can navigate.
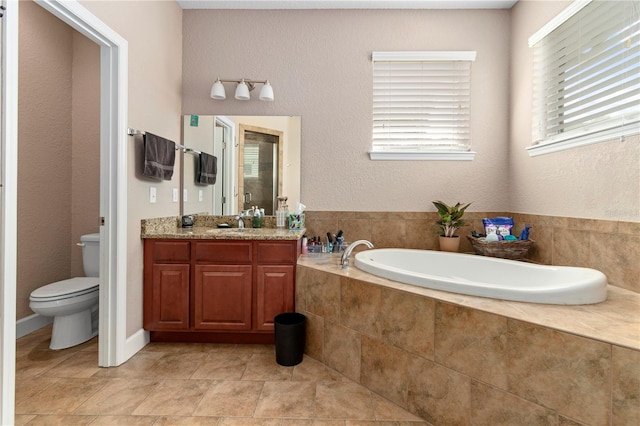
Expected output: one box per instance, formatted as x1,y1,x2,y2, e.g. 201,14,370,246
143,238,299,343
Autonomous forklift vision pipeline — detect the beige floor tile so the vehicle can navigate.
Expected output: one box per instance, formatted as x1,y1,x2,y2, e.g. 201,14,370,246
315,381,375,420
19,414,96,425
193,380,264,417
15,349,75,379
147,352,209,379
191,351,251,380
142,341,233,354
254,381,316,418
132,379,212,417
91,351,165,379
281,420,345,426
89,415,158,425
371,395,425,422
218,418,280,426
73,378,161,415
15,376,58,402
42,351,101,378
14,414,37,426
153,416,222,425
15,377,107,415
242,353,293,381
292,357,351,383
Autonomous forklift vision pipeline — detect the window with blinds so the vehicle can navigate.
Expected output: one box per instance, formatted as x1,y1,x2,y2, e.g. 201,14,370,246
371,51,476,161
528,0,640,156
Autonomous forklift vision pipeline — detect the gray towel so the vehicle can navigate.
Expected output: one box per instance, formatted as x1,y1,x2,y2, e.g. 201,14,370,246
143,132,176,180
196,152,217,185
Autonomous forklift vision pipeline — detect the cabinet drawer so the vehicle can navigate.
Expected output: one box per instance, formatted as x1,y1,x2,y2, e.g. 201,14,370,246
152,241,190,262
257,242,296,264
194,242,252,263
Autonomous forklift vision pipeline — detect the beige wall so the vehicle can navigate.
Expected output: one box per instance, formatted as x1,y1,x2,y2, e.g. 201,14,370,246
509,1,640,222
17,1,99,320
181,9,512,213
79,0,183,336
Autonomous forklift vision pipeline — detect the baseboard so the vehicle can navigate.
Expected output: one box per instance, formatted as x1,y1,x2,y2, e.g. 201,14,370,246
123,328,149,363
16,314,53,339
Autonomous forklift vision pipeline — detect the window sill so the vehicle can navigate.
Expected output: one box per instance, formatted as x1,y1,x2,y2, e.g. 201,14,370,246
369,151,476,161
527,124,639,157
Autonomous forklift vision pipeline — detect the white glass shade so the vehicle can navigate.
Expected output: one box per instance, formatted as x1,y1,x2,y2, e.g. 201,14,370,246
235,81,250,100
259,81,274,101
210,80,226,100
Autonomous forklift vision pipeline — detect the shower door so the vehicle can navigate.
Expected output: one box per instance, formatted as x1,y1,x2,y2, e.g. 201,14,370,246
239,125,283,215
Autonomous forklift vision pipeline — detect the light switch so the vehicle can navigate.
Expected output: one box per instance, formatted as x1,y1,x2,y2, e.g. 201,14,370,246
172,188,179,203
149,187,157,203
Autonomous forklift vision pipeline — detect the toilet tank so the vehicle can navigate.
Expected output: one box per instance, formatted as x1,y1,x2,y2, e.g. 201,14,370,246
80,233,100,277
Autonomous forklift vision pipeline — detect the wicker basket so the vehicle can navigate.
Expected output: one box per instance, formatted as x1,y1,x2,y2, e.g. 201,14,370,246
467,236,534,260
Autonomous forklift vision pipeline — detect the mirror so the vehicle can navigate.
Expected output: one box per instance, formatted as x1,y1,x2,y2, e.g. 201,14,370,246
181,115,301,217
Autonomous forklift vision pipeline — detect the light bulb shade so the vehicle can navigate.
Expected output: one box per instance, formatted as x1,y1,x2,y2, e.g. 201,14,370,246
235,81,250,100
259,81,274,101
210,80,226,100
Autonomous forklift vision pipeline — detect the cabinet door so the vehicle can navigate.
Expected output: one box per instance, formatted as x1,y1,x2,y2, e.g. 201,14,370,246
256,265,295,331
145,263,190,330
194,265,252,330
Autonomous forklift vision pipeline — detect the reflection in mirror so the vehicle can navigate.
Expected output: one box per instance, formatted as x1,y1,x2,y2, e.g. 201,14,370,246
181,115,301,217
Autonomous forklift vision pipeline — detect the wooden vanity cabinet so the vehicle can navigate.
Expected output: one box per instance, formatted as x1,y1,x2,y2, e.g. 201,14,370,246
144,238,299,343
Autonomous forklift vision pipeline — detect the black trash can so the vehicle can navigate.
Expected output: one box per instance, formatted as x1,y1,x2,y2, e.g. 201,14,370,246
274,312,306,366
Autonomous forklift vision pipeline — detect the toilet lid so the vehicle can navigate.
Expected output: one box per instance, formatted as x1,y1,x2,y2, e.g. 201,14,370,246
30,277,99,301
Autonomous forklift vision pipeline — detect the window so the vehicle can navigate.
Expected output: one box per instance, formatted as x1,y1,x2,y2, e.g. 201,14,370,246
528,0,640,156
370,51,477,161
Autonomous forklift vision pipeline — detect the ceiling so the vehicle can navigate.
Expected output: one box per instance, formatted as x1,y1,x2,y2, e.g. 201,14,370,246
177,0,518,10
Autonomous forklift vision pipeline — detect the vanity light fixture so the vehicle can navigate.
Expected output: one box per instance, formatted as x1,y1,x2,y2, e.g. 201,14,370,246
210,78,274,101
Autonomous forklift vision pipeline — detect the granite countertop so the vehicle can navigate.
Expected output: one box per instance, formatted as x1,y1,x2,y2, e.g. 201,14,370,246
141,216,305,241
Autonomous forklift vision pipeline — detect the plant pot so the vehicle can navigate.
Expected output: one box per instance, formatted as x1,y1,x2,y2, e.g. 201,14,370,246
439,235,460,252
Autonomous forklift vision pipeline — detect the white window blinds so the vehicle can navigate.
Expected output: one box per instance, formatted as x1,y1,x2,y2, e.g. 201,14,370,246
529,0,640,155
371,51,476,159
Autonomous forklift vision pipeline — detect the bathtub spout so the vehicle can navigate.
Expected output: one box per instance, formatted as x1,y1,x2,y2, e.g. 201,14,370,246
341,240,374,269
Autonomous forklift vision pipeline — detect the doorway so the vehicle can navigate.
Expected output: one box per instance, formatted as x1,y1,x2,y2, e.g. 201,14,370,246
1,0,128,421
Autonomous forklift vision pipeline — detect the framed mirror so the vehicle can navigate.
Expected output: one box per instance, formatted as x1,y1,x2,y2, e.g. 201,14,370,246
181,115,301,217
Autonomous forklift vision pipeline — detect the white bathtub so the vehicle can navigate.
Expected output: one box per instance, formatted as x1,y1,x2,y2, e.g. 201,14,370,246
354,249,608,305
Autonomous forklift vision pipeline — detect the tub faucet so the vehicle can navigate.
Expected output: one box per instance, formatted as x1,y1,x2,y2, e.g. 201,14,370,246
341,240,374,269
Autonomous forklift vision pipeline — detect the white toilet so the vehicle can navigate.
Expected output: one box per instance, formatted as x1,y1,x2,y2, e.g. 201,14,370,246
29,233,100,350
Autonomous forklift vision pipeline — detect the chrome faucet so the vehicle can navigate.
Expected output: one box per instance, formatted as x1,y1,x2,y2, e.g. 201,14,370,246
235,215,245,229
340,240,374,269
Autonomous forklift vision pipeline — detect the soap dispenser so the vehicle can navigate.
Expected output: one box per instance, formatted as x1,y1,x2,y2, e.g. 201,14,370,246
252,206,262,228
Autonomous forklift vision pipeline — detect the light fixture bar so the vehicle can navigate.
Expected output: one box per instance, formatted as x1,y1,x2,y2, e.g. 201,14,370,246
210,77,274,101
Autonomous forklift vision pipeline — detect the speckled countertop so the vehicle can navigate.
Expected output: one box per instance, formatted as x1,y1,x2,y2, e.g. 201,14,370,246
141,216,305,241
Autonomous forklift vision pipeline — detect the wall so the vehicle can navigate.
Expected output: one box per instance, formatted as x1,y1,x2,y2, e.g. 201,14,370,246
509,0,640,223
79,0,183,336
181,9,511,213
17,1,99,320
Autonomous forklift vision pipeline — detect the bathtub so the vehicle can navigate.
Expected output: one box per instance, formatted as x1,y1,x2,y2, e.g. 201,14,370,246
354,249,608,305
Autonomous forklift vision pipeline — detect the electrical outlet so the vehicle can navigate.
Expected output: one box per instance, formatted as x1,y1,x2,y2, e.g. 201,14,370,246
172,188,179,203
149,187,157,203
198,189,203,202
183,188,188,202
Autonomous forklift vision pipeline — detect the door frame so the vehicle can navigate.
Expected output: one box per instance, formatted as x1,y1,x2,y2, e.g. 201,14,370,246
0,1,129,419
33,0,128,368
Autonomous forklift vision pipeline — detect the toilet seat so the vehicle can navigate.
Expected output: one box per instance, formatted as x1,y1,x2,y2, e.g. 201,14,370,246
30,277,99,302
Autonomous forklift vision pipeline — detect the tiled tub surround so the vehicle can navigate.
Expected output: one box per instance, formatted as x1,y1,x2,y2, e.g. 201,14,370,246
296,258,640,425
303,211,640,294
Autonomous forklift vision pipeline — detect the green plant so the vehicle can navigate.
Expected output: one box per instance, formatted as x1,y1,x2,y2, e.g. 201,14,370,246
432,200,472,237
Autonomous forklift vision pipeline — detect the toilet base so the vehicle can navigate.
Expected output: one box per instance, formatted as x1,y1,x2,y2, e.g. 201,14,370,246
50,305,98,350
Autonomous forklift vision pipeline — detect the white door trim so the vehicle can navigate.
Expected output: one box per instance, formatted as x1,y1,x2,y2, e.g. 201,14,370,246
33,0,128,367
1,0,20,423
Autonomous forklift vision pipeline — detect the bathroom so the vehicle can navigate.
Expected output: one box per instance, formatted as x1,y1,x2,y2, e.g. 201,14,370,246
4,0,639,424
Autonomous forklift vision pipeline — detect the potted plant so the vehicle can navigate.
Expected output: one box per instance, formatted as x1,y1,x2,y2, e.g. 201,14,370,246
433,200,471,252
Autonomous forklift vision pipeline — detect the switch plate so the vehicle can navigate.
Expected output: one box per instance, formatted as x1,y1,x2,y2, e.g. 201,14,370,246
198,189,203,202
183,188,188,202
172,188,179,203
149,187,157,203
